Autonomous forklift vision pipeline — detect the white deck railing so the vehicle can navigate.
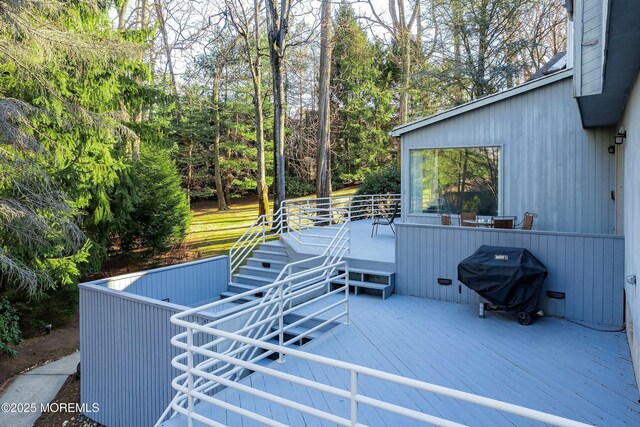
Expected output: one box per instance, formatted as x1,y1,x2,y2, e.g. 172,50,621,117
284,193,400,222
229,193,399,278
166,327,591,427
157,217,351,426
158,193,591,427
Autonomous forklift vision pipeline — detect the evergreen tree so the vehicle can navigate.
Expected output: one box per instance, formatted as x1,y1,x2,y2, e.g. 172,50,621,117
331,3,395,184
118,147,190,251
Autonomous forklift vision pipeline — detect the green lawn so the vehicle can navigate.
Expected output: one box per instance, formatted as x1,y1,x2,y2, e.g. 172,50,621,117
186,187,359,258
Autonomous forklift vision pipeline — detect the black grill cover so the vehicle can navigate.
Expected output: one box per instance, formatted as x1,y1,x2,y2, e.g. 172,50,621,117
457,245,548,313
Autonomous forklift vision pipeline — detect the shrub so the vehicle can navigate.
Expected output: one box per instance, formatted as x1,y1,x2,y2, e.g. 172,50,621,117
285,175,316,198
0,297,22,357
118,147,191,252
355,167,401,195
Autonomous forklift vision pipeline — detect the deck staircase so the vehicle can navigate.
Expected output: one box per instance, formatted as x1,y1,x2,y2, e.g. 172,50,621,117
220,239,336,346
221,240,290,301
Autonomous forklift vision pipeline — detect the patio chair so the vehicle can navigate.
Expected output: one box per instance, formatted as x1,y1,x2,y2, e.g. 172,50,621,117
516,212,538,230
371,201,399,237
439,214,452,226
460,212,477,227
492,216,517,229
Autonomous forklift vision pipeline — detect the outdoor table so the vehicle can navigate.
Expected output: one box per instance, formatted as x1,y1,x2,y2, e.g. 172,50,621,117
465,219,494,228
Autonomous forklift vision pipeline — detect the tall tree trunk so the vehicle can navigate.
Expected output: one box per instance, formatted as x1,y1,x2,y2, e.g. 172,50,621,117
316,0,332,200
154,0,179,99
451,0,464,105
142,0,150,28
225,0,268,216
266,0,291,214
252,0,269,217
117,0,129,30
212,71,229,211
397,0,410,125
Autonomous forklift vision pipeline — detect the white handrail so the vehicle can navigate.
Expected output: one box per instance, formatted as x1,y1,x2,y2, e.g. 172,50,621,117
168,326,592,427
228,206,285,279
157,213,351,426
156,262,349,425
158,194,399,426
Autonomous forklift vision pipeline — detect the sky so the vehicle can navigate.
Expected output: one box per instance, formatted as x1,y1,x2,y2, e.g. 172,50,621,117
109,0,396,79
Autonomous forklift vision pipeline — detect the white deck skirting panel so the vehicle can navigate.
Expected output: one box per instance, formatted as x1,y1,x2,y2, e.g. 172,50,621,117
162,294,639,426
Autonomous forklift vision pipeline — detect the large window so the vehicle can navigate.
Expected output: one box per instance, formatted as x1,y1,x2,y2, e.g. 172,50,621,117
409,147,500,216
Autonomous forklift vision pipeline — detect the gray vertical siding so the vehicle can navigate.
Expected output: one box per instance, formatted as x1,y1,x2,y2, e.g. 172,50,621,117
575,0,606,96
400,76,617,235
621,72,640,390
395,223,625,327
86,256,229,307
79,256,232,426
80,286,186,427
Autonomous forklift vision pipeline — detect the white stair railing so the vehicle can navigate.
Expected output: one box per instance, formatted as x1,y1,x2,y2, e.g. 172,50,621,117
156,214,351,426
228,193,398,278
228,206,286,279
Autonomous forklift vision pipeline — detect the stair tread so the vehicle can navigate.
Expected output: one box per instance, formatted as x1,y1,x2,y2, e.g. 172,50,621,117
220,291,259,301
260,240,285,247
254,249,288,256
240,265,282,275
338,268,395,277
228,282,260,291
331,278,391,289
233,273,273,283
271,325,322,340
247,258,288,269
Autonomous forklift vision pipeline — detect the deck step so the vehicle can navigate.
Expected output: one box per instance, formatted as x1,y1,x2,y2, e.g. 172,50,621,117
227,282,262,296
219,291,259,303
239,265,282,279
232,273,273,287
274,325,323,341
259,240,286,251
253,250,289,263
331,278,394,299
338,267,395,277
246,258,287,270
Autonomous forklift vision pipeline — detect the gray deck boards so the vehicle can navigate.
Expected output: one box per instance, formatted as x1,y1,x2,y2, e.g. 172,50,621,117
281,220,396,271
163,295,639,426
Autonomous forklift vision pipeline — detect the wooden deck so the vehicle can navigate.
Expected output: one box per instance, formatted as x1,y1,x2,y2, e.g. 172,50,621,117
166,294,640,426
281,219,397,272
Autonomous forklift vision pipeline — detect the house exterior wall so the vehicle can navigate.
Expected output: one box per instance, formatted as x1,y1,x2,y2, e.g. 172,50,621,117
620,71,640,391
400,76,617,234
574,0,607,96
395,223,624,327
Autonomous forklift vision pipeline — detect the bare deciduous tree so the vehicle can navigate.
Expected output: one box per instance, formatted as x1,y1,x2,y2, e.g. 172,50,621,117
226,0,270,216
316,0,332,199
265,0,291,213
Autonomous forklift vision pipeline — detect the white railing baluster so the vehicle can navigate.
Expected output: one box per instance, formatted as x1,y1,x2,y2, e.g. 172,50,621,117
187,326,194,427
350,370,358,427
278,282,284,363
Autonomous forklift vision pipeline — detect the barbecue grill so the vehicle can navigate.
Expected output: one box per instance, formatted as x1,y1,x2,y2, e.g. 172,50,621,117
457,245,548,325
